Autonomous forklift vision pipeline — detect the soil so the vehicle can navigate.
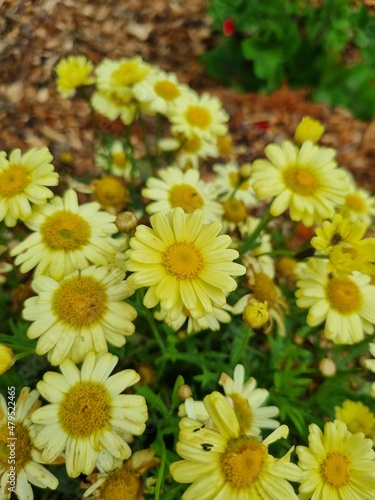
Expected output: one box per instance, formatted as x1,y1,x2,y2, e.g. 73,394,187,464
0,0,374,192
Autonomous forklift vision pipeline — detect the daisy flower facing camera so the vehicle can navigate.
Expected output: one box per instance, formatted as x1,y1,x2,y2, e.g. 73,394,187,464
126,208,245,320
0,387,59,500
31,351,148,478
0,148,58,227
23,265,137,365
251,140,349,227
56,55,95,98
10,189,118,280
297,420,375,500
170,391,302,499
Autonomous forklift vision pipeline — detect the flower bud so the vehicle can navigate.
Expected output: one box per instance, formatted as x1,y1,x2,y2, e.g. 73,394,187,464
243,300,269,329
116,211,138,232
294,116,325,145
0,344,15,375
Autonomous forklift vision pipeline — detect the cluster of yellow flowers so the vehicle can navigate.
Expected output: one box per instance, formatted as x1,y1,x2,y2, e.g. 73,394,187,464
0,54,374,499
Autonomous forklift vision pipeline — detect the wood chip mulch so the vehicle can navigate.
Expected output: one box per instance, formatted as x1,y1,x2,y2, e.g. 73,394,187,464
1,0,374,191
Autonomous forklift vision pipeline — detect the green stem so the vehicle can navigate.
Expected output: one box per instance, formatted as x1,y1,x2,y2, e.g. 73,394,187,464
154,435,167,500
240,205,273,254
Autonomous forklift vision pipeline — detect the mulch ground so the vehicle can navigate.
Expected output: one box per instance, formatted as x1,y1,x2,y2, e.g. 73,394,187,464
1,0,374,191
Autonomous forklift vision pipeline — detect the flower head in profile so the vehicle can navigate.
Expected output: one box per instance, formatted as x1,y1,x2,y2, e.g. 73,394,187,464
142,166,222,223
82,448,160,499
0,148,58,227
297,420,375,500
0,387,59,500
294,116,325,145
56,55,95,97
31,351,148,478
10,189,118,280
251,140,349,226
126,208,245,320
23,265,137,365
169,91,229,141
170,391,302,499
0,344,14,375
335,400,375,439
295,257,375,344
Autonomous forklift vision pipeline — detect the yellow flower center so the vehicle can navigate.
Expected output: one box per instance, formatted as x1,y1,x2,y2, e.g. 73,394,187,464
185,106,212,130
252,273,278,307
59,382,110,437
220,436,267,489
229,171,240,188
93,177,128,208
41,211,91,250
101,462,142,500
112,151,128,168
223,199,247,224
229,394,253,434
52,275,107,327
163,242,204,280
181,136,202,154
0,423,33,471
154,80,180,101
345,193,366,213
325,276,362,314
283,165,319,196
320,452,351,488
112,60,149,87
169,184,204,213
0,164,31,198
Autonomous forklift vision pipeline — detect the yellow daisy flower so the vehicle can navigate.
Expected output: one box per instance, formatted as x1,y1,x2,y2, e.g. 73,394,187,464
55,55,95,98
95,140,134,179
251,140,349,226
213,162,257,207
133,68,189,116
126,208,246,320
169,91,229,141
170,391,302,499
91,88,138,125
158,134,218,170
31,351,148,478
10,189,118,281
0,387,59,500
294,116,325,145
82,448,160,499
295,258,375,344
91,176,129,214
23,265,137,365
335,400,375,438
297,420,375,500
95,57,151,93
0,148,58,227
338,184,375,227
142,166,222,223
311,213,375,275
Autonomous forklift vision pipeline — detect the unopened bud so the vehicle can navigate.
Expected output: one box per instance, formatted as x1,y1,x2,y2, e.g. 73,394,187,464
294,116,325,145
0,344,15,375
239,163,252,179
177,384,193,401
319,357,336,377
243,300,269,329
116,211,138,232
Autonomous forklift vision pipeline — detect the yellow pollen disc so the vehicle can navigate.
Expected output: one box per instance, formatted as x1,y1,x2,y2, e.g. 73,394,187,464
163,241,204,280
326,276,362,314
154,80,180,101
59,382,110,437
93,177,128,207
252,273,278,306
41,210,91,250
185,106,212,129
283,165,319,196
220,436,267,489
320,452,351,488
229,171,240,188
169,184,204,213
229,394,253,434
346,193,366,213
101,463,142,500
0,423,33,470
181,136,201,153
223,199,247,223
112,152,128,168
0,164,31,198
52,275,107,327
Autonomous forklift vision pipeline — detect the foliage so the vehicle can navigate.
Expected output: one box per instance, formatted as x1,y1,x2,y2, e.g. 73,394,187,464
202,0,375,119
